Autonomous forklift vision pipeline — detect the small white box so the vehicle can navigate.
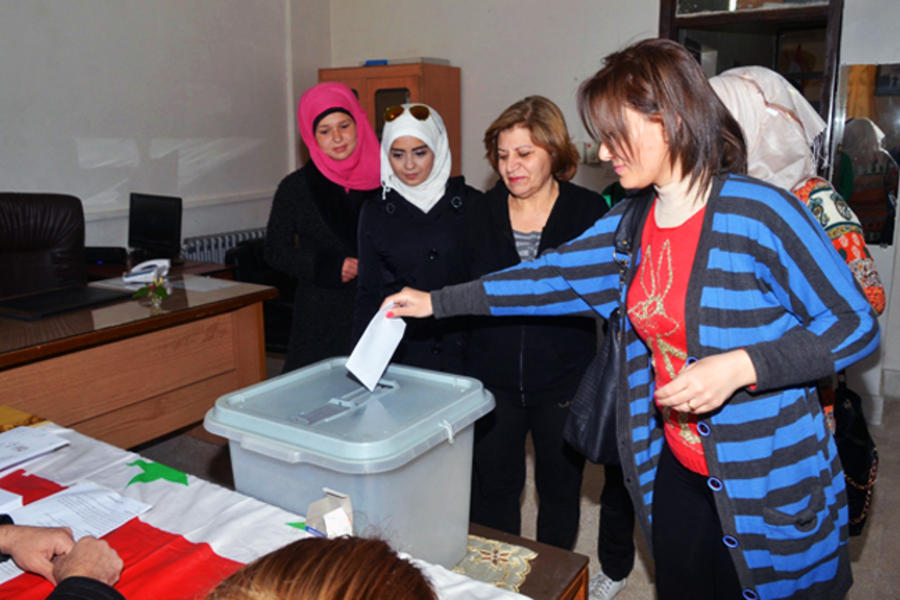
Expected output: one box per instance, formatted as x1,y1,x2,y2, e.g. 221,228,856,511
204,358,494,567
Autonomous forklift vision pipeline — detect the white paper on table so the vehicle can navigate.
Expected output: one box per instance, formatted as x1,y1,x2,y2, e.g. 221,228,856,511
0,481,151,584
172,277,237,292
88,277,142,292
0,427,69,471
345,304,406,391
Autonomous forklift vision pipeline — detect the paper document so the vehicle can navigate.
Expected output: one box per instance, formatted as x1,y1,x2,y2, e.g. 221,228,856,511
173,277,237,292
0,481,150,584
88,277,142,291
0,427,69,471
345,304,406,391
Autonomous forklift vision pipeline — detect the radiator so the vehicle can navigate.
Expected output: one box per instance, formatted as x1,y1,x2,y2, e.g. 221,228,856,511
181,227,266,264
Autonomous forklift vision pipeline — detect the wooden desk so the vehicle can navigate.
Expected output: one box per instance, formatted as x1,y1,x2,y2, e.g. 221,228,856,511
469,524,589,600
0,275,276,448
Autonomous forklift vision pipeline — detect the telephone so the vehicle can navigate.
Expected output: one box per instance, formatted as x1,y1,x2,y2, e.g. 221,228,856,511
122,258,171,284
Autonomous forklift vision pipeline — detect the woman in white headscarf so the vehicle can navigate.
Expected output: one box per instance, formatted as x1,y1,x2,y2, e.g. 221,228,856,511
710,65,885,315
353,103,479,373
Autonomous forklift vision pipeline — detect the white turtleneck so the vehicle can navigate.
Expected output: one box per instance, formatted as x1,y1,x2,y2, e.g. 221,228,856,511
653,175,711,228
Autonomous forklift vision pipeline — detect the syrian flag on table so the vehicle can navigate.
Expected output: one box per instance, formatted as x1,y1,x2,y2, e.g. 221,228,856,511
0,426,310,600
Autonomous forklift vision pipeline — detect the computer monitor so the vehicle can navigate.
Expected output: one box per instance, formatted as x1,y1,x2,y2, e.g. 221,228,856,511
128,193,182,261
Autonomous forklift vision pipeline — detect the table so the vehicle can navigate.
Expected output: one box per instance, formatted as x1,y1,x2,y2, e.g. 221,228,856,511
0,422,529,600
469,523,589,600
0,275,277,448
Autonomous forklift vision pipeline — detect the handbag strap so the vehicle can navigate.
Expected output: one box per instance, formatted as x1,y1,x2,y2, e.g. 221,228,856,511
614,194,650,254
612,192,652,294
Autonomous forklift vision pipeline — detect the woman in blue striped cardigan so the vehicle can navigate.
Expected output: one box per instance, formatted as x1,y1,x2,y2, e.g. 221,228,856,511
384,39,879,600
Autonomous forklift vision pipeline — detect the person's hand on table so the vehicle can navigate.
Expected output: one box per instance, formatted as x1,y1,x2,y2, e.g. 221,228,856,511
52,536,123,587
0,524,74,583
341,257,359,283
381,287,433,318
654,349,757,414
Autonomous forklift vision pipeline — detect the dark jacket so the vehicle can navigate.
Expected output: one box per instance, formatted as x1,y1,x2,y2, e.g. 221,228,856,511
354,176,479,373
464,178,608,403
46,577,125,600
265,161,380,372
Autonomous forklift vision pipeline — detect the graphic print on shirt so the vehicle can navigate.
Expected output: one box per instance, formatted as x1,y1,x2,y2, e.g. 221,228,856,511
627,239,699,446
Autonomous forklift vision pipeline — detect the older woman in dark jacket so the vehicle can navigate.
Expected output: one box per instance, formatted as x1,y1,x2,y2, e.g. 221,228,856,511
464,96,609,550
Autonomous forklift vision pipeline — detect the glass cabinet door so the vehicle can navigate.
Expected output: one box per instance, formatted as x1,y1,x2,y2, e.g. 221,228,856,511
373,88,411,139
369,76,420,139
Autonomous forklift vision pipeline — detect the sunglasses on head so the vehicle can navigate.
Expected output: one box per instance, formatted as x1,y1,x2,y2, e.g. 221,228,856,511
384,104,430,123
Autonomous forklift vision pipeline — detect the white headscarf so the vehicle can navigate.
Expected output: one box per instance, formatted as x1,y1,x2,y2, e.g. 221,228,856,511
380,103,451,213
709,66,826,191
841,117,887,166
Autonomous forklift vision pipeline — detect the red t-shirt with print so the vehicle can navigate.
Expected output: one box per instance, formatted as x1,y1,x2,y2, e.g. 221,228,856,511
626,201,708,475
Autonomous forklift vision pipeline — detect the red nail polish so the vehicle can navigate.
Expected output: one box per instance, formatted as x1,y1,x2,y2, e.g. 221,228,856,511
386,311,394,318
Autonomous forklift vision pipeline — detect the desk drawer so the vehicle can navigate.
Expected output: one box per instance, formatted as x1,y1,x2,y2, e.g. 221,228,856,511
2,313,236,427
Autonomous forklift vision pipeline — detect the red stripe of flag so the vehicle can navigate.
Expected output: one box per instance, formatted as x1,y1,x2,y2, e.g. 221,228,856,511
0,471,243,599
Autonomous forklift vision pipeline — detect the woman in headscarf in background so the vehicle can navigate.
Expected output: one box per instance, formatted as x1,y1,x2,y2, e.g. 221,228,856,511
353,103,478,372
710,66,885,315
840,117,898,245
265,82,381,372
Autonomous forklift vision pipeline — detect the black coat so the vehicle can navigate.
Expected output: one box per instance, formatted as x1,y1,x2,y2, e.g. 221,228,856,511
264,161,380,372
464,178,609,403
354,176,479,373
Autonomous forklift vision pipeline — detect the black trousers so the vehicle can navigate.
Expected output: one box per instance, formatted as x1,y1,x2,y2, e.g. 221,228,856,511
597,463,636,581
652,443,742,600
469,388,586,549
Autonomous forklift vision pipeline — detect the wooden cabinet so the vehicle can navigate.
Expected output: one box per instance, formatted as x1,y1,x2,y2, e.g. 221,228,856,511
319,63,462,175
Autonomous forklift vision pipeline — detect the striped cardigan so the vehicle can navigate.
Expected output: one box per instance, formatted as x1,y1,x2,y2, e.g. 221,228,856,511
433,175,879,600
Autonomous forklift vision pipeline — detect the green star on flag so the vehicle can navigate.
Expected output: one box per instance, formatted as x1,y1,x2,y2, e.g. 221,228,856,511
126,459,189,487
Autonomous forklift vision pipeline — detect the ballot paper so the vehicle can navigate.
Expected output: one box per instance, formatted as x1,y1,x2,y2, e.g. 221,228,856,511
0,481,150,584
0,427,69,472
345,304,406,391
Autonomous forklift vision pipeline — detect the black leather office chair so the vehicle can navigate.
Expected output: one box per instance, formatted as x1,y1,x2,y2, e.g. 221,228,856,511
225,238,295,353
0,193,86,298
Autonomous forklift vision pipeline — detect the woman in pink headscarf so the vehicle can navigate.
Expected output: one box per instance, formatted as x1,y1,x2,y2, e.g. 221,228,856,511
265,82,381,372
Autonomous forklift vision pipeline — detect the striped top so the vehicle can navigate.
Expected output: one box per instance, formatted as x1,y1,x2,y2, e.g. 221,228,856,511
433,174,879,600
512,229,542,262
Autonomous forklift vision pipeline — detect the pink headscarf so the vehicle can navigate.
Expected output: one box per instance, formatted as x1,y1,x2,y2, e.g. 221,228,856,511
298,82,381,190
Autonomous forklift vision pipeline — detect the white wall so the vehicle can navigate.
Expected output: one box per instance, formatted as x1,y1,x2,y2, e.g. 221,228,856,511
0,1,293,247
841,0,900,416
290,0,331,167
2,1,656,247
328,0,658,193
